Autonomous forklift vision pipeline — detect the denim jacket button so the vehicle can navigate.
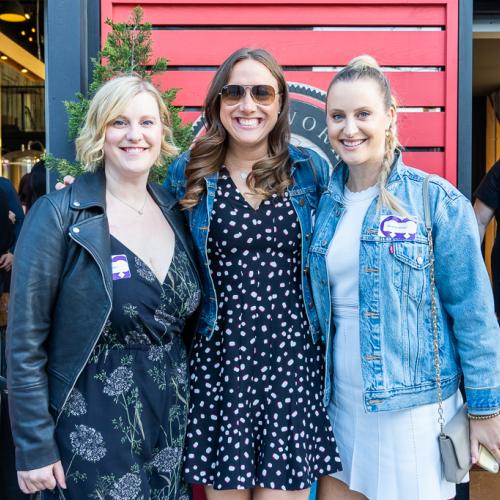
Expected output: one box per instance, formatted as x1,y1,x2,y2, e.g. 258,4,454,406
305,233,311,240
299,198,305,207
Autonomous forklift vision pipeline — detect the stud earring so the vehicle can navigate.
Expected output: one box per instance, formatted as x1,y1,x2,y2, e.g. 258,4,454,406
385,129,390,137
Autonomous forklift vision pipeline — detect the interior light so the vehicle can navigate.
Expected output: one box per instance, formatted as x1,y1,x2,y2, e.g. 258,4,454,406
21,68,28,73
0,55,8,61
0,1,26,22
21,30,26,36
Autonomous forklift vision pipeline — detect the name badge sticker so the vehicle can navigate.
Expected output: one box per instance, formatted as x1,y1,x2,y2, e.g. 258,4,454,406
378,215,418,240
111,254,131,280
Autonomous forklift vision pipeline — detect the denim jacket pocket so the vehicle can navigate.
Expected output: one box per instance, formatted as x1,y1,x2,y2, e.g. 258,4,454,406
391,242,430,302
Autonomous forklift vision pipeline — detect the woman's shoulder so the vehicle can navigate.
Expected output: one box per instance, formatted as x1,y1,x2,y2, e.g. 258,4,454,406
168,151,191,176
398,161,464,203
149,182,178,208
288,144,330,185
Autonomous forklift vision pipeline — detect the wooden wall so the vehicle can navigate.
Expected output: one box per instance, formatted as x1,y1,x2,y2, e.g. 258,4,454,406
101,0,459,183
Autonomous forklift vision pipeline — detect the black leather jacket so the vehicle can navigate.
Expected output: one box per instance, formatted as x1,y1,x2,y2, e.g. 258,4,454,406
6,169,201,471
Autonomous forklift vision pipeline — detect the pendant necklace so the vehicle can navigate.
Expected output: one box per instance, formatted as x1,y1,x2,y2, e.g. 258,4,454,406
225,165,251,181
107,189,148,215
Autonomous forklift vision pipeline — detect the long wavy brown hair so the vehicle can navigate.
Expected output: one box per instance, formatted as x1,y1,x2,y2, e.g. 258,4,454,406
180,48,291,209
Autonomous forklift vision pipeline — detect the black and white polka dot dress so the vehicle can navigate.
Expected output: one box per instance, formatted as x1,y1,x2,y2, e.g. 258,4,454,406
183,169,341,490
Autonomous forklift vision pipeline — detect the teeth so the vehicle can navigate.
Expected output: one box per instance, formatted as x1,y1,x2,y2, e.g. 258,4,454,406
238,118,259,127
342,140,364,147
123,147,145,153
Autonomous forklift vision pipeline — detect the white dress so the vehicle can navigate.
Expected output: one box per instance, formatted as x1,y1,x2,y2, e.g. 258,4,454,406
326,184,466,500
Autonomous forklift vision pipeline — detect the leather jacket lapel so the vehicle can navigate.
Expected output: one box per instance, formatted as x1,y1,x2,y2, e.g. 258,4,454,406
149,183,203,290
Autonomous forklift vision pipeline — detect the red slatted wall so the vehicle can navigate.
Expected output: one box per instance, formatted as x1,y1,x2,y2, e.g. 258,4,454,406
101,0,459,184
99,2,459,498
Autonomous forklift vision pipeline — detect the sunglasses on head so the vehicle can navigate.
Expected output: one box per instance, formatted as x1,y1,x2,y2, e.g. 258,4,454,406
219,84,278,106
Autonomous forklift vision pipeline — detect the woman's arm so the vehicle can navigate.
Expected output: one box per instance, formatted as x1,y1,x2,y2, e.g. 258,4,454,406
473,198,495,243
7,196,68,476
432,185,500,462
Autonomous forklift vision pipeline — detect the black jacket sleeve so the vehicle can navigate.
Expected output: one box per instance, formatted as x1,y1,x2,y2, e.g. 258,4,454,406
6,196,67,470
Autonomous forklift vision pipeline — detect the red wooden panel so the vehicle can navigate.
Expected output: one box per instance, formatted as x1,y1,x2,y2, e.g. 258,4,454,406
179,111,445,148
112,3,446,26
154,71,446,107
398,112,445,147
443,0,458,185
401,152,445,176
150,30,446,67
112,0,448,6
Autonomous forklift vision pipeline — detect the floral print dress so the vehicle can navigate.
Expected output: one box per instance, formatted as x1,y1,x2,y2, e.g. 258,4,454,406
45,236,201,500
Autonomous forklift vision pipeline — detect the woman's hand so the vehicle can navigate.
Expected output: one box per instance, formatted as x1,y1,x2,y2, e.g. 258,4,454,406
470,414,500,464
17,461,66,494
0,252,13,272
54,175,75,191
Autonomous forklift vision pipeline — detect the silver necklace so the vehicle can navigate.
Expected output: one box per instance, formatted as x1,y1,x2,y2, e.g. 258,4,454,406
225,165,251,181
107,189,148,215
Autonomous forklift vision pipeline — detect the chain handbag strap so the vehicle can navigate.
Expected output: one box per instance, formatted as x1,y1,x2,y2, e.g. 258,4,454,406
423,174,445,435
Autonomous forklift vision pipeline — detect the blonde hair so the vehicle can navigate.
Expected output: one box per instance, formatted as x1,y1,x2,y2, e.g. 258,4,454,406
76,74,178,171
328,55,406,215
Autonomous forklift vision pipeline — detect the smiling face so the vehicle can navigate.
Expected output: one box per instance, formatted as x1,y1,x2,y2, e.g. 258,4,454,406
219,58,281,157
103,91,163,181
326,78,394,172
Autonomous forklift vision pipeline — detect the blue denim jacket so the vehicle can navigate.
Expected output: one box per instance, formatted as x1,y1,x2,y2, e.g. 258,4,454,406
164,144,328,340
309,154,500,414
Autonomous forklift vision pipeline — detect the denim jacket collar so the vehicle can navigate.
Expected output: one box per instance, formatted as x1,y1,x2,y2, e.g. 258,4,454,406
328,150,404,201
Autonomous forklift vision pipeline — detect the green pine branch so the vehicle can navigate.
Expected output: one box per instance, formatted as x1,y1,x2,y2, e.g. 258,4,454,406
50,6,192,184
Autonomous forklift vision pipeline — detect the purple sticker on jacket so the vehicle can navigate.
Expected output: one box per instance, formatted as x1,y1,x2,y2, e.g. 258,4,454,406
111,254,131,280
378,215,417,240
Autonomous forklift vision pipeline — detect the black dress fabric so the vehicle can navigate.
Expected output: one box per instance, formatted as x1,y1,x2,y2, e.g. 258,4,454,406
45,237,201,500
475,159,500,313
183,169,341,491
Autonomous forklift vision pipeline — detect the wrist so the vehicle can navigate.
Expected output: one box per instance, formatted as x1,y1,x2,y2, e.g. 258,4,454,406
468,410,500,421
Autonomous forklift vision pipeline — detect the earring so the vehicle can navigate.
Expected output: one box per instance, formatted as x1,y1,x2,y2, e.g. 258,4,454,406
385,129,390,137
278,111,281,116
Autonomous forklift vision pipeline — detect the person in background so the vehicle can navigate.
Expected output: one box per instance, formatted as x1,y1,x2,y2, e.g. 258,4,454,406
7,74,201,499
473,158,500,316
0,177,23,275
0,186,13,291
17,173,32,214
30,160,47,203
310,55,500,500
164,47,342,499
16,160,47,215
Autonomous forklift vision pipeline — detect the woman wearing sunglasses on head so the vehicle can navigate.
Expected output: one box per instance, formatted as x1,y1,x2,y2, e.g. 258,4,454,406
309,55,500,500
164,47,341,499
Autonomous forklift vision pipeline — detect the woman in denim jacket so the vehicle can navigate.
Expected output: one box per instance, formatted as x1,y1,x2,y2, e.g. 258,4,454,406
164,48,341,499
309,55,500,500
